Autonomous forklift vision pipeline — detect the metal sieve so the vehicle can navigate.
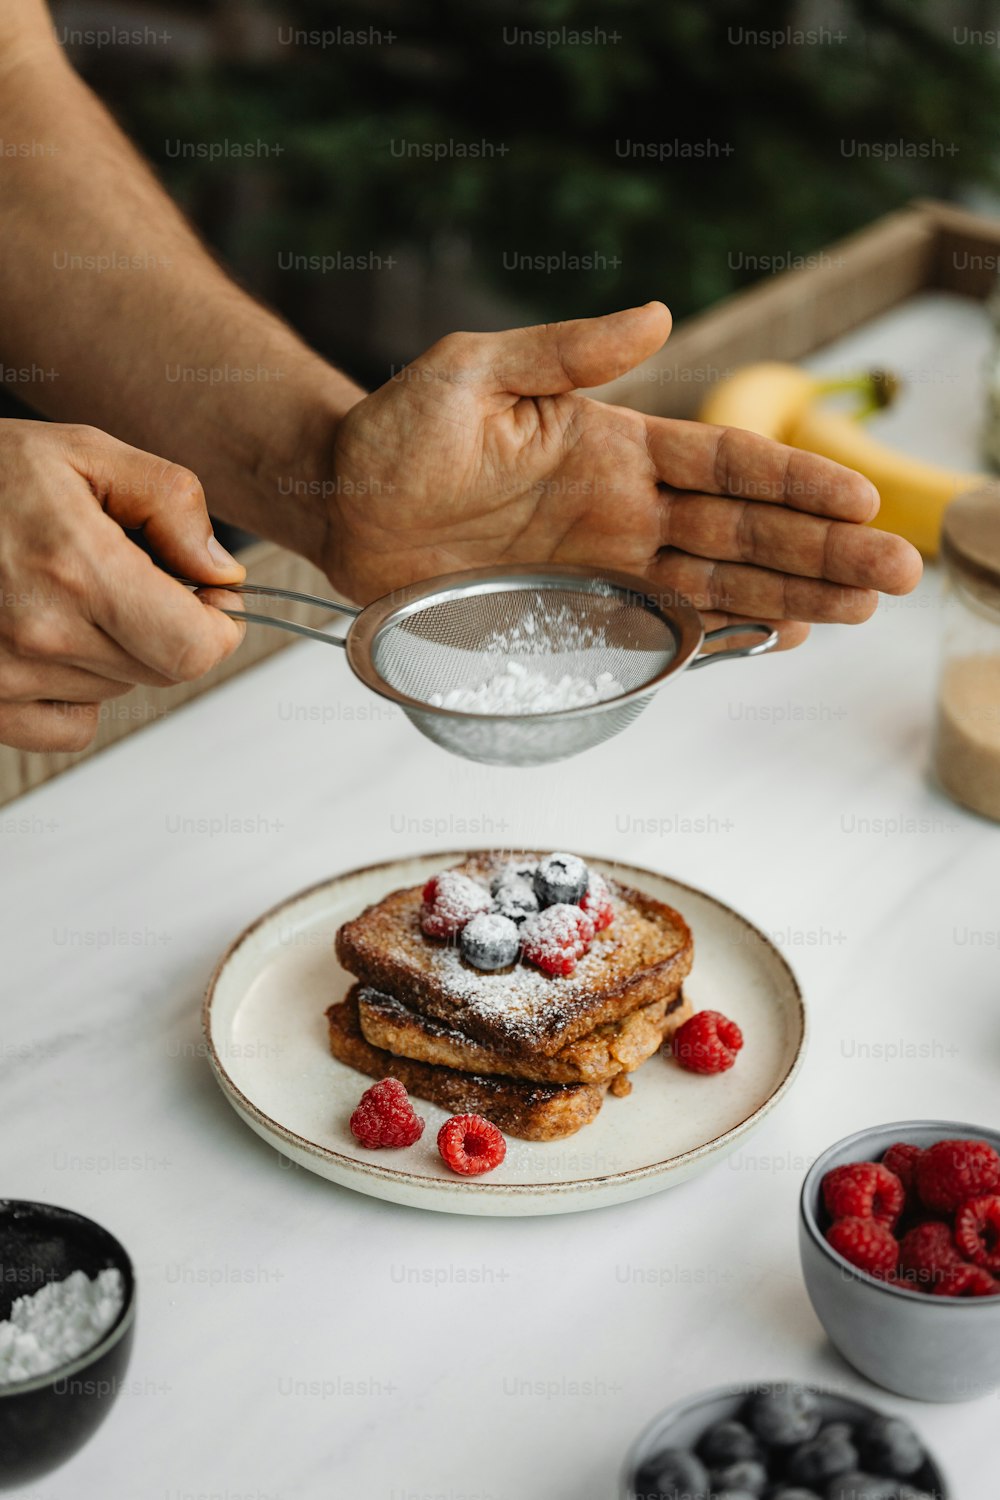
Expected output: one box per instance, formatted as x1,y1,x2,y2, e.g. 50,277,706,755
189,563,777,766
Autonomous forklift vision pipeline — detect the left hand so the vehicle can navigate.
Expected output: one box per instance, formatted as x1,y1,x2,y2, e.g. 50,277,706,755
325,303,922,649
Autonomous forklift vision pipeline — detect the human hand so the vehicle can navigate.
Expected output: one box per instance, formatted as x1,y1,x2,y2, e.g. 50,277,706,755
326,304,921,646
0,421,245,751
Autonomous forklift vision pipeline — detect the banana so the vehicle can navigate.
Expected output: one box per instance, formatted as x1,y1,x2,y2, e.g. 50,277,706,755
786,402,982,559
697,362,817,440
698,361,984,557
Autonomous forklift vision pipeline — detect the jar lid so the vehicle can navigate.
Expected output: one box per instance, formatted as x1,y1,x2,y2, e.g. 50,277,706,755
941,485,1000,611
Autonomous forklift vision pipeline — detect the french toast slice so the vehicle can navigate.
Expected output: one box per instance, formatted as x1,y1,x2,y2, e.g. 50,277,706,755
325,993,608,1141
334,852,693,1062
355,984,693,1084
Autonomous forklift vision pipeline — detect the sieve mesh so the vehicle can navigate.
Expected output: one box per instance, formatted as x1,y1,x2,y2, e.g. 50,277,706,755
370,584,678,706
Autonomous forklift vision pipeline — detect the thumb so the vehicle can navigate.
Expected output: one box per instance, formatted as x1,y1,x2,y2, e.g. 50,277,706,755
66,427,246,585
467,301,672,397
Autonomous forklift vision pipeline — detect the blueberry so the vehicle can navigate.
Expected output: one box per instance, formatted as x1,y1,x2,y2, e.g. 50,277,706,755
643,1446,710,1500
489,860,538,894
710,1459,768,1494
744,1385,822,1447
787,1425,859,1486
697,1420,761,1468
825,1476,898,1500
856,1416,924,1479
459,912,520,971
533,851,589,907
491,876,539,924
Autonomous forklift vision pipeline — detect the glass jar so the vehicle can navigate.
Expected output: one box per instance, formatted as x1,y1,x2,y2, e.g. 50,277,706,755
933,486,1000,820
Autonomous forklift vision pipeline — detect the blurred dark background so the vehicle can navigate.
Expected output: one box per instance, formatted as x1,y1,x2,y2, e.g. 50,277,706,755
30,0,1000,393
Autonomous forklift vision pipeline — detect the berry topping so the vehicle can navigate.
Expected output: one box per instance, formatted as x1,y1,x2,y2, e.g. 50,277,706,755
786,1424,858,1487
419,871,491,939
931,1263,1000,1297
459,911,521,972
436,1113,506,1175
579,870,614,931
821,1162,905,1229
533,851,589,907
915,1138,1000,1213
896,1221,962,1292
696,1421,761,1468
520,903,595,976
489,860,538,893
955,1193,1000,1272
348,1078,425,1149
881,1142,923,1196
490,875,540,924
825,1217,899,1279
855,1416,924,1479
671,1010,744,1074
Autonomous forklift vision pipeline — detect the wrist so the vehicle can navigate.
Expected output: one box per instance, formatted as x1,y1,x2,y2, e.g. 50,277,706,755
228,366,367,571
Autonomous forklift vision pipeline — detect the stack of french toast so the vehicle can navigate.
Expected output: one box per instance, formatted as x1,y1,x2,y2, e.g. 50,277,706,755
328,851,693,1140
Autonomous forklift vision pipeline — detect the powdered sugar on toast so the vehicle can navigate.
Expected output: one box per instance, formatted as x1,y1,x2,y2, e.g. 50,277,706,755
335,852,694,1056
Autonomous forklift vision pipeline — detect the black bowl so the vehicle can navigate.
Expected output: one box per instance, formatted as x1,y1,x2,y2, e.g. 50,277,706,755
0,1201,136,1488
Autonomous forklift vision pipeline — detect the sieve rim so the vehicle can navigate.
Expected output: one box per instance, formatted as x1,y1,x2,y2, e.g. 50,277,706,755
343,563,705,721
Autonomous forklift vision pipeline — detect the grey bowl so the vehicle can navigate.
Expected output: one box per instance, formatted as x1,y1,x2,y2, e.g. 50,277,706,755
800,1119,1000,1403
621,1381,950,1498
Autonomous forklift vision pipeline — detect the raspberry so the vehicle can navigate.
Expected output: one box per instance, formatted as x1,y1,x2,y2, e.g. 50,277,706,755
579,871,614,931
915,1138,1000,1213
955,1194,1000,1272
897,1221,962,1292
520,903,594,976
671,1010,743,1074
882,1142,923,1197
821,1162,905,1229
437,1113,506,1175
931,1263,1000,1298
825,1217,898,1279
349,1078,425,1149
419,871,490,939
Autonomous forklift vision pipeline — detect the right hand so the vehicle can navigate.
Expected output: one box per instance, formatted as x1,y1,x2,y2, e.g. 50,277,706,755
0,420,246,751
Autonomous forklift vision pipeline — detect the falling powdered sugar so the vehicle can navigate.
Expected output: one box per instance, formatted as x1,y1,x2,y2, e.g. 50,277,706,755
429,659,624,715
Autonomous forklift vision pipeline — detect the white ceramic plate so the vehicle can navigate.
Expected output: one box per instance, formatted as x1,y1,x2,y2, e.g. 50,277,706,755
203,853,806,1216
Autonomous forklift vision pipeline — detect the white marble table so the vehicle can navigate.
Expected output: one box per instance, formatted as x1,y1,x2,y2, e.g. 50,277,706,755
3,296,998,1497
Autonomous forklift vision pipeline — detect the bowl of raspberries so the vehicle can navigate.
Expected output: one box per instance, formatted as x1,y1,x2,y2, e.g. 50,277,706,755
800,1120,1000,1402
622,1381,949,1500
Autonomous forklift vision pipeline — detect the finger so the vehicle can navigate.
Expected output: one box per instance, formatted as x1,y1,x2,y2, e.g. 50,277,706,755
698,612,810,653
62,426,246,586
87,521,246,683
661,493,923,594
420,303,672,397
0,701,99,753
652,550,879,624
0,655,133,703
647,418,880,521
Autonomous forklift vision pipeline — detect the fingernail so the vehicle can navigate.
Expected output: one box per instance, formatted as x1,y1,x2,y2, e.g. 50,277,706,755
207,534,239,570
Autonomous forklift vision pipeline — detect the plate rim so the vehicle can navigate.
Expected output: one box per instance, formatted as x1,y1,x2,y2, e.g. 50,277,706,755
202,850,808,1200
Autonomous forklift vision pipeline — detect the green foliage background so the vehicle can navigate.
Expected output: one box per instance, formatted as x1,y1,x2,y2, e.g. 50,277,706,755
97,0,1000,352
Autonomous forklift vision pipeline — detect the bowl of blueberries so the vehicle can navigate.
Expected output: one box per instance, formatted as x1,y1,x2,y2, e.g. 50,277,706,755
621,1382,949,1500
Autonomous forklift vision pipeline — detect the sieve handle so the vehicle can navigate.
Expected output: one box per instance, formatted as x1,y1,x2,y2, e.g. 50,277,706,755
689,622,779,670
172,577,359,648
